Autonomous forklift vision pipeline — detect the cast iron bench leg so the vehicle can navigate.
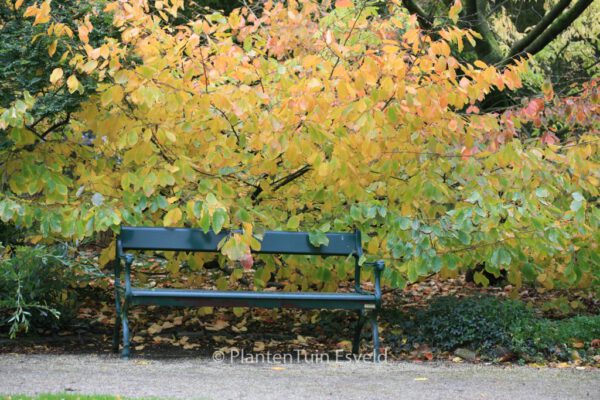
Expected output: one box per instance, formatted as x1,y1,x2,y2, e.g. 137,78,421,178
112,304,121,353
112,259,121,353
352,310,366,355
370,312,380,362
121,254,133,359
121,299,130,359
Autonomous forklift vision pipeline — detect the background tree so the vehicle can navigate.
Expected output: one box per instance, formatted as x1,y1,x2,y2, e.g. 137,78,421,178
400,0,597,107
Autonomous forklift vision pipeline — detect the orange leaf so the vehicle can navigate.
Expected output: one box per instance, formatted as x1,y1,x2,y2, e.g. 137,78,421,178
78,25,89,44
461,146,478,160
335,0,354,8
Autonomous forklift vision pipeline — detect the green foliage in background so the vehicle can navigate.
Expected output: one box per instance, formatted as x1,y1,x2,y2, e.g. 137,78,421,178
0,245,88,338
387,295,600,362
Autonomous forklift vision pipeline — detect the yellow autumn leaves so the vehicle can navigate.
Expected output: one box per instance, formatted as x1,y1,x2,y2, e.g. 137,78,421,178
3,0,597,289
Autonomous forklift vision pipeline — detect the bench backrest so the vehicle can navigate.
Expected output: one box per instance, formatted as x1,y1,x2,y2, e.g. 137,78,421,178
118,226,363,257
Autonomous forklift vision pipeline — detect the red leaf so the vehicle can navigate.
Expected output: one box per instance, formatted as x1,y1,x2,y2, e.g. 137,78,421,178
523,98,544,119
541,131,559,145
240,253,254,270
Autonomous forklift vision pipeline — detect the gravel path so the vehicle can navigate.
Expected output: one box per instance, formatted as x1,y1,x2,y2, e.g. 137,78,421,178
0,354,598,399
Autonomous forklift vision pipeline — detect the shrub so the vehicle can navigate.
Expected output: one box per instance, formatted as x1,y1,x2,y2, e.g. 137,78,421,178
0,0,597,293
0,245,79,337
408,295,533,352
387,295,600,362
512,315,600,361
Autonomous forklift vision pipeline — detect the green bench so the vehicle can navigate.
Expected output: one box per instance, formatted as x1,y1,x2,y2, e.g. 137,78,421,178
112,226,385,360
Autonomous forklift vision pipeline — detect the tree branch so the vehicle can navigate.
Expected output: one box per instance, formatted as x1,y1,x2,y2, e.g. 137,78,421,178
508,0,572,58
401,0,432,30
41,113,71,139
464,0,505,64
24,113,71,142
212,104,240,142
515,0,594,60
251,165,312,202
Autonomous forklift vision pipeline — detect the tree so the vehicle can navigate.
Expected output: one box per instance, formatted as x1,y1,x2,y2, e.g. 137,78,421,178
0,0,116,143
401,0,594,63
0,0,598,291
400,0,598,98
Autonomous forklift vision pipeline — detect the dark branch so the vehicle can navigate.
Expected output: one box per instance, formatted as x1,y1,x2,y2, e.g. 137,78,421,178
272,164,311,191
41,113,71,139
401,0,432,30
251,165,312,202
24,113,71,142
517,0,594,59
462,0,504,64
212,104,240,142
508,0,572,58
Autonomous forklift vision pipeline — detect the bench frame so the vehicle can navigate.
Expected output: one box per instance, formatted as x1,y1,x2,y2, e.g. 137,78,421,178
112,226,385,360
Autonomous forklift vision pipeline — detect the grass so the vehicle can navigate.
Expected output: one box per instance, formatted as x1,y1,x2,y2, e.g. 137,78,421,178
3,395,148,400
2,394,212,400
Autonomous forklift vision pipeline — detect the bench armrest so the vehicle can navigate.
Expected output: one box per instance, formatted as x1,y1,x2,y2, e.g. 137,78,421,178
114,250,134,297
363,260,385,308
121,254,134,296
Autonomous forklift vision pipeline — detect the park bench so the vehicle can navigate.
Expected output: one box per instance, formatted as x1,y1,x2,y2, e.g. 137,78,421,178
112,226,385,360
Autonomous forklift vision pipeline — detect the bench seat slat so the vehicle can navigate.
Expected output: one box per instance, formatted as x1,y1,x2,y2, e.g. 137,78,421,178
129,288,375,310
119,226,360,256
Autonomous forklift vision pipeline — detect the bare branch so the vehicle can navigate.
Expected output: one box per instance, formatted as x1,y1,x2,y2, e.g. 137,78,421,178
516,0,594,60
251,165,312,202
508,0,572,58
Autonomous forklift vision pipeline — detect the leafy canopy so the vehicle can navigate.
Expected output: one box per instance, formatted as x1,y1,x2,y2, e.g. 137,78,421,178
0,0,598,291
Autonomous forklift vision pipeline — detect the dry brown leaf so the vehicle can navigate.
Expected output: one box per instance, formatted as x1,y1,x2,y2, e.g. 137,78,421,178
206,320,229,331
231,325,247,333
162,321,175,330
147,323,163,335
336,340,352,352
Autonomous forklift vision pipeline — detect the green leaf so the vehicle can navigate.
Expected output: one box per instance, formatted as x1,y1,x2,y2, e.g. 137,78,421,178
491,247,512,267
473,271,489,287
522,262,537,281
570,199,584,212
309,231,329,247
212,208,227,234
397,217,411,230
235,208,250,223
442,253,460,270
465,191,482,205
350,205,362,221
287,215,300,229
535,188,549,198
457,231,471,245
572,192,584,202
199,209,211,233
406,259,418,282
